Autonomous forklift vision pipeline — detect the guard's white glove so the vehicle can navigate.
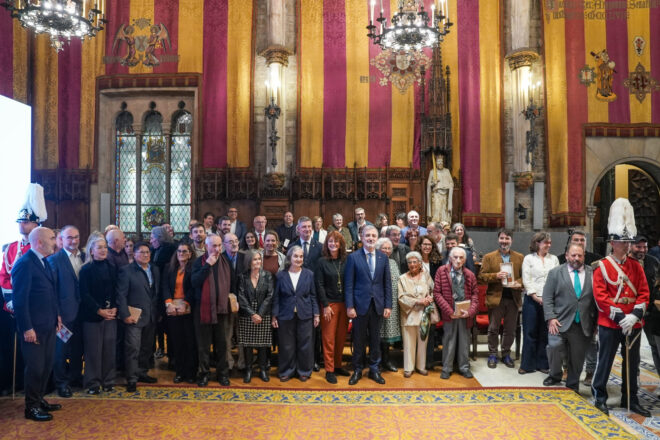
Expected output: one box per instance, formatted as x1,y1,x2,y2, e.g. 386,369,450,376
619,313,639,336
5,300,12,313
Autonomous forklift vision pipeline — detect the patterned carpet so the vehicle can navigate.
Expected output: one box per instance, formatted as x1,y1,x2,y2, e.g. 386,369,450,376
0,387,637,439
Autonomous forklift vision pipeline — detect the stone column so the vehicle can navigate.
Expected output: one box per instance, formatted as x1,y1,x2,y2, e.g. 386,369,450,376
586,205,598,253
260,0,291,174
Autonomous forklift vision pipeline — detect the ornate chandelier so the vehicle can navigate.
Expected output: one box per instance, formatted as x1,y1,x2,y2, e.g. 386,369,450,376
367,0,451,52
2,0,106,52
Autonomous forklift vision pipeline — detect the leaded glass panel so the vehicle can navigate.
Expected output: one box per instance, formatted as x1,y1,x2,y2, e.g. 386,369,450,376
141,135,167,206
170,205,191,234
119,205,137,234
170,135,191,204
117,134,137,204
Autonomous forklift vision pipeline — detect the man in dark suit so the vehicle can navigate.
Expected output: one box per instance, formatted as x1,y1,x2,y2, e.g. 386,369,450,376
275,211,297,252
117,242,160,392
542,243,597,392
291,217,322,273
347,207,373,248
48,226,85,398
630,236,660,376
227,206,247,242
386,226,409,275
345,225,392,385
12,227,61,422
557,230,602,266
222,233,249,371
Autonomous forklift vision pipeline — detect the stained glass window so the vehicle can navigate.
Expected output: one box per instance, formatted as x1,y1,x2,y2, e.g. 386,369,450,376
114,101,192,238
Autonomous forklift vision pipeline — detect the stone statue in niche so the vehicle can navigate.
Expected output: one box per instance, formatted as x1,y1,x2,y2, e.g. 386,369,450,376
427,154,454,224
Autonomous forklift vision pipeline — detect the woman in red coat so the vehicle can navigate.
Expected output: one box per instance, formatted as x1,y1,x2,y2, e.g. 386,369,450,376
433,247,479,380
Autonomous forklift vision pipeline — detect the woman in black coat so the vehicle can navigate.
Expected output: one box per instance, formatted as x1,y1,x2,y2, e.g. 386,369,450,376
237,251,274,383
161,242,197,383
79,235,118,395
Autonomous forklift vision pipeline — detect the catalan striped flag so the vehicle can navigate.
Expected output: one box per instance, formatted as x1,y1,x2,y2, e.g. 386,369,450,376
0,0,253,170
543,0,660,225
299,0,503,225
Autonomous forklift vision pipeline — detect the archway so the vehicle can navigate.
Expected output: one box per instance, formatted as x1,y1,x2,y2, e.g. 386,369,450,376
585,131,660,256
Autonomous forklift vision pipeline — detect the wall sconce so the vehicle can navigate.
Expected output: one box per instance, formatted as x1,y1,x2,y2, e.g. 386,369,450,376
516,203,528,220
264,69,281,168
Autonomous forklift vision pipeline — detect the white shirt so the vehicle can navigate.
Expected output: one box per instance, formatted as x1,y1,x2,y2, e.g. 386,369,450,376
522,252,559,297
289,270,301,291
230,221,237,234
64,248,83,278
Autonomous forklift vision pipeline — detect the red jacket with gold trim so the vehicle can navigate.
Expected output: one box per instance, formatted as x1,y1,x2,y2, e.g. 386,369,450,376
593,256,649,329
0,240,31,313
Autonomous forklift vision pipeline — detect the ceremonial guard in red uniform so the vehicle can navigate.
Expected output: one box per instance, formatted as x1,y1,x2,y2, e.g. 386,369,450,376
0,184,45,396
591,198,650,417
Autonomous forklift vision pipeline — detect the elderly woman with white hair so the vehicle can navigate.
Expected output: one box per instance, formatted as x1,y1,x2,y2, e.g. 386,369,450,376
397,251,434,377
326,213,353,251
433,246,479,380
375,237,402,372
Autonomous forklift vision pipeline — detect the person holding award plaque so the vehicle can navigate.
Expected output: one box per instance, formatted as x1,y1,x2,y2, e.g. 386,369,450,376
161,242,197,384
433,247,479,379
478,230,524,369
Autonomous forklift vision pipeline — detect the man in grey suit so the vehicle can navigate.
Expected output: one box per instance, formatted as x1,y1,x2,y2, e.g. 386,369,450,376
117,242,160,392
542,243,597,392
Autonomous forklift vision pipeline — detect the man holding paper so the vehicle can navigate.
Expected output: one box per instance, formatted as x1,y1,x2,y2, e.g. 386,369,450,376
478,229,524,369
117,242,160,392
433,247,479,379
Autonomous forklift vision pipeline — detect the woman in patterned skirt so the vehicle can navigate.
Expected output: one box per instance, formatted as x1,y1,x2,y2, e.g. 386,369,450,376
376,237,401,372
237,251,274,383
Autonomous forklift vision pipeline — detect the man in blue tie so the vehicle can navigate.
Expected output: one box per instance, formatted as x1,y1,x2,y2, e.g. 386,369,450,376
345,225,392,385
542,243,596,393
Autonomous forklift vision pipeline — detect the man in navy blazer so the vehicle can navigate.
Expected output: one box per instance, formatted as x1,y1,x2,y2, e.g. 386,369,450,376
48,226,85,398
12,227,61,422
345,225,392,385
227,207,247,242
291,217,323,273
117,242,160,392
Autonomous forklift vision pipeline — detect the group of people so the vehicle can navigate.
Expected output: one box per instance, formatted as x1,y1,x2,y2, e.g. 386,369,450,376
2,191,659,422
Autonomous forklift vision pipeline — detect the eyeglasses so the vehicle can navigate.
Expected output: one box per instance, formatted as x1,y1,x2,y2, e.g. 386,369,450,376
177,250,190,254
135,250,151,255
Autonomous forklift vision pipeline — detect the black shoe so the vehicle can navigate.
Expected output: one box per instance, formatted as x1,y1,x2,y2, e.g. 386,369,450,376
279,375,291,382
299,375,310,382
103,385,115,392
440,371,451,379
368,370,386,384
25,407,52,422
57,386,72,398
259,370,270,382
197,375,209,387
383,361,398,373
335,367,351,377
502,356,515,368
462,371,474,379
628,403,651,418
126,382,137,393
173,375,183,384
137,375,157,384
313,363,321,372
326,372,337,384
218,375,230,386
594,401,609,416
487,355,497,369
543,376,562,386
87,387,101,395
348,371,362,386
243,370,252,384
40,400,61,412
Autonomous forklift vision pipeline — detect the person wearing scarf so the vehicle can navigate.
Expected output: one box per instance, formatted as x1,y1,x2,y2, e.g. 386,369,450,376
191,234,232,387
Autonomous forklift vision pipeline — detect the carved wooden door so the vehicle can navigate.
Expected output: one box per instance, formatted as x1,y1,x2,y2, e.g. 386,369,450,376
628,169,660,245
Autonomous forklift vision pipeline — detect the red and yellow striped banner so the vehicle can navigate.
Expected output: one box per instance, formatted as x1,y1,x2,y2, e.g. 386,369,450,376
542,1,660,225
0,0,253,170
299,0,502,222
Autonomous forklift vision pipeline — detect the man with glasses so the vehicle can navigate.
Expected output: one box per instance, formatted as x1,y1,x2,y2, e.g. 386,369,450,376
227,207,247,242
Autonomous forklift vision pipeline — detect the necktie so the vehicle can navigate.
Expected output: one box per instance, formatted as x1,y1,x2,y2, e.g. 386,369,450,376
259,233,264,247
574,269,581,323
368,252,375,278
303,242,309,258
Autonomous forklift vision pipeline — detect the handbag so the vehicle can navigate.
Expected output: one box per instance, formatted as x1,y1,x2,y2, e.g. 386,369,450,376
428,301,441,324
